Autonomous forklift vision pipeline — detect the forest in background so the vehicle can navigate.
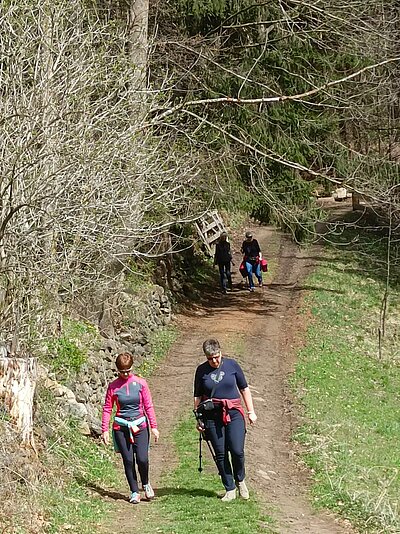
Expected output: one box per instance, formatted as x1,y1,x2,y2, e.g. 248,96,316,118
1,0,400,350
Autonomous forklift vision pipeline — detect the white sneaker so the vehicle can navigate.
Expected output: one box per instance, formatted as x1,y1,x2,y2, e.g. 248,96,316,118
129,491,141,504
143,483,155,500
221,489,236,501
237,480,249,500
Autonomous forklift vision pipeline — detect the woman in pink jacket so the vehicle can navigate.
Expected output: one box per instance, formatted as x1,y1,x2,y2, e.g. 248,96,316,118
101,352,159,504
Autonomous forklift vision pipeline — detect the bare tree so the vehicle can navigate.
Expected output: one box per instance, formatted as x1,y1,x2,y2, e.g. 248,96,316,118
0,0,215,345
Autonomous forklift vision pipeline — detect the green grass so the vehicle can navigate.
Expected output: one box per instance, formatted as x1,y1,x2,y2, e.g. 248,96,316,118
45,318,101,377
142,417,275,534
292,227,400,532
27,389,123,534
137,325,178,377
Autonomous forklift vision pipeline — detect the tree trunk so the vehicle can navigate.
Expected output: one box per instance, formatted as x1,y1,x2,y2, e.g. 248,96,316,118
128,0,149,90
0,356,38,447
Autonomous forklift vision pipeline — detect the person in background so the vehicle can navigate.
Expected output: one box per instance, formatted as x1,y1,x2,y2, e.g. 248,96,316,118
240,231,263,291
194,339,257,501
214,232,234,294
101,352,159,504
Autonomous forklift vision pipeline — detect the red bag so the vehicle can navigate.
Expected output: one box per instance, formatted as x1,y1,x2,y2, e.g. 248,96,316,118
239,261,247,278
260,258,268,272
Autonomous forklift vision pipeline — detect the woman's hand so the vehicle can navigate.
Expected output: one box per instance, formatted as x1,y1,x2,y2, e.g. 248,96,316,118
101,431,110,445
196,421,205,432
151,428,160,443
247,411,257,425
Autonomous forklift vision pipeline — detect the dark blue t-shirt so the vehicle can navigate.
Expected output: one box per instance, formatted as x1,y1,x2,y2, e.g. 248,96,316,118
194,357,248,399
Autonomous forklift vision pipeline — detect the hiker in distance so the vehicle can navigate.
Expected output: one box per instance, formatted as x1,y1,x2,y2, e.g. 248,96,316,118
101,352,159,504
193,339,257,501
240,231,263,292
214,231,234,294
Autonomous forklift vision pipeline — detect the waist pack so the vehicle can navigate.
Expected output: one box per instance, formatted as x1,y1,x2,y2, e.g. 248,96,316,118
196,398,215,416
195,362,224,418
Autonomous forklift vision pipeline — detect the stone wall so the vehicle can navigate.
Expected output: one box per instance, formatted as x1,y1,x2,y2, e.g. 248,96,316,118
42,284,172,435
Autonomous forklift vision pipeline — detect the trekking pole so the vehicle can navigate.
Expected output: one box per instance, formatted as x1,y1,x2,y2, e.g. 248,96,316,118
198,433,203,473
203,435,219,473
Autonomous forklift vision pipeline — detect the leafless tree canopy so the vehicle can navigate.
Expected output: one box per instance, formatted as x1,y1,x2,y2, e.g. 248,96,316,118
0,0,216,343
1,0,400,343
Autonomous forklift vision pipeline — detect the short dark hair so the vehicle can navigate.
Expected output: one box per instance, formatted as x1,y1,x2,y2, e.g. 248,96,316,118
245,231,253,238
116,352,133,370
202,339,221,357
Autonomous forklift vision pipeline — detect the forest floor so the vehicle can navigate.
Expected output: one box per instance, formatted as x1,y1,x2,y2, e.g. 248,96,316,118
97,202,357,534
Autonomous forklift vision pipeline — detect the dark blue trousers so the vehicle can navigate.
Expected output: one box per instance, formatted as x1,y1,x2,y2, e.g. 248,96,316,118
218,262,232,290
204,409,246,491
114,426,149,492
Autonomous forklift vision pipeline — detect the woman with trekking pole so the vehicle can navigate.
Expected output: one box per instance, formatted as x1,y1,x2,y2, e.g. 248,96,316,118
193,339,257,501
101,352,159,504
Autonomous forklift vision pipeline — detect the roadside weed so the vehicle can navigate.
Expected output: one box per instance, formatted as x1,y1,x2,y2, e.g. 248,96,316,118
137,325,178,377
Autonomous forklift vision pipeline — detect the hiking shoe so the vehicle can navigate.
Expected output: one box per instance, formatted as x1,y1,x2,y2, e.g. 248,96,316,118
248,287,255,292
221,489,236,501
129,491,141,504
237,480,249,500
258,280,263,287
143,483,155,500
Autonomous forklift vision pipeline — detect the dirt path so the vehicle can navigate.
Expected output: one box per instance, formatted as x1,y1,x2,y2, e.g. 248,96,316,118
98,225,355,533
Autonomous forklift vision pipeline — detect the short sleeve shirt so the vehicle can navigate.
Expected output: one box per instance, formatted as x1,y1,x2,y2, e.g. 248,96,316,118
194,357,248,399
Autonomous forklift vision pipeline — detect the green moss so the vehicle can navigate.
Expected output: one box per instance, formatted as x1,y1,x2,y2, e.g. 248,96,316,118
46,318,100,375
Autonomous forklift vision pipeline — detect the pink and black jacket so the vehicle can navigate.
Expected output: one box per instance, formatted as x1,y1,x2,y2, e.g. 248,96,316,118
101,374,157,439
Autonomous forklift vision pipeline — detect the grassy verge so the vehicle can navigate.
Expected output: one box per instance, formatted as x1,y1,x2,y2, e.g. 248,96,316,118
141,417,275,534
138,325,178,377
292,224,400,533
35,394,122,534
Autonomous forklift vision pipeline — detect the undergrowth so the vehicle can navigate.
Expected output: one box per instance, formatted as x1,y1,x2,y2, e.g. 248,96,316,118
0,388,120,534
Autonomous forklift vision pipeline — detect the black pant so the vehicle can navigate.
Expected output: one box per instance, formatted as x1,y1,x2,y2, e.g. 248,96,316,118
204,409,246,491
218,262,232,290
113,426,149,493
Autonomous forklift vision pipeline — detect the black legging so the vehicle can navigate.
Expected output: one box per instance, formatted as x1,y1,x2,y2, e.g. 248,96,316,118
204,409,246,491
113,426,149,492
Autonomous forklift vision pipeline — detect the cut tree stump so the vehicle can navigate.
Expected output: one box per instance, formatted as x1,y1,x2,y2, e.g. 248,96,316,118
0,356,38,447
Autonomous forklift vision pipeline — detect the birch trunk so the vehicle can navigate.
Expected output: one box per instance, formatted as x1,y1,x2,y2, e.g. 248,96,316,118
0,357,38,447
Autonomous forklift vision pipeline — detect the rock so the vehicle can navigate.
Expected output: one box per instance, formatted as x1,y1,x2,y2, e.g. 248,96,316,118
98,301,115,339
66,400,88,419
86,404,102,436
52,384,76,401
75,383,92,403
77,420,91,436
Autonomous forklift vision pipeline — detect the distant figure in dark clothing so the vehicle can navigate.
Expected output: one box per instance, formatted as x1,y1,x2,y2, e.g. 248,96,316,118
214,232,234,293
240,231,262,291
